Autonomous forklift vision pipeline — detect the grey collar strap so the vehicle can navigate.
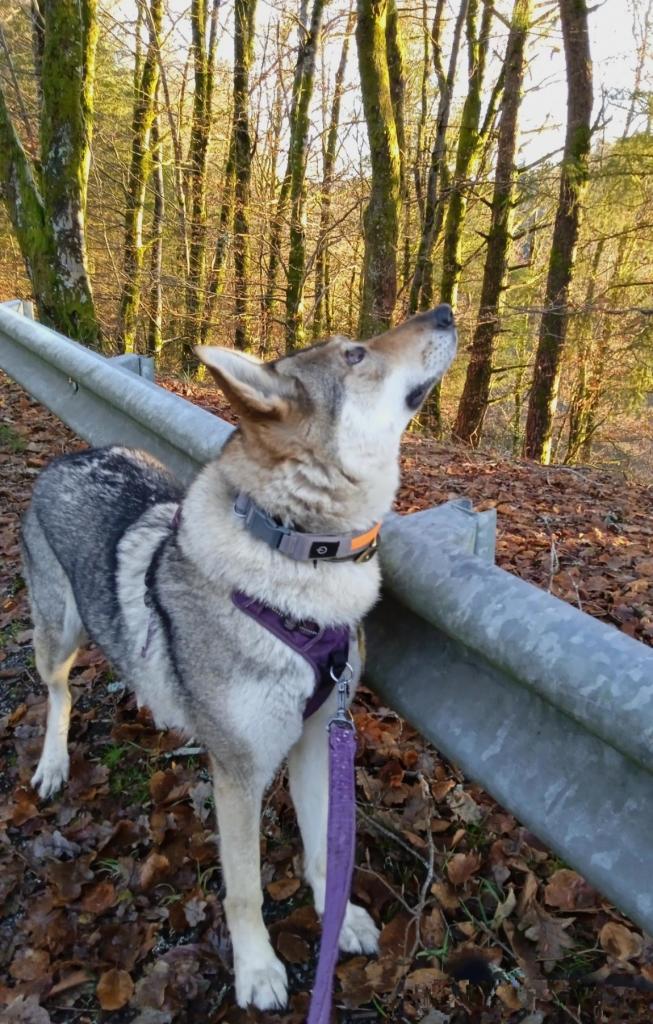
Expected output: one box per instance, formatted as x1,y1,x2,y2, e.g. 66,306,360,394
233,492,380,563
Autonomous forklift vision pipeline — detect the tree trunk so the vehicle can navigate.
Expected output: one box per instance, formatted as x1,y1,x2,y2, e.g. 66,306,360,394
565,238,603,461
411,0,466,432
523,0,593,463
149,6,191,278
439,0,496,310
262,2,321,349
232,0,258,350
0,0,101,347
184,0,221,354
146,113,164,357
285,0,327,351
356,0,401,338
408,0,465,315
454,0,532,446
385,0,408,289
413,0,430,231
314,11,353,338
118,0,163,352
201,130,236,347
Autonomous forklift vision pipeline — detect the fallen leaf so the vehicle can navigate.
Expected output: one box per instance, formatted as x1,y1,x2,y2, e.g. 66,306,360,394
183,894,207,927
266,877,300,901
47,970,91,997
335,956,374,1006
599,922,643,962
11,787,39,826
9,948,50,982
496,981,522,1010
447,785,483,824
139,851,170,890
431,881,459,911
522,905,576,970
97,968,134,1010
544,869,595,910
405,966,447,990
491,886,517,930
80,880,117,914
277,932,310,963
447,851,481,886
3,995,52,1023
421,907,446,949
379,912,416,959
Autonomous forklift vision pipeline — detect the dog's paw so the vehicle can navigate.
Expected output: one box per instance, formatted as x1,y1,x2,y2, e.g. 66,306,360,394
31,753,69,800
235,951,288,1011
339,903,380,955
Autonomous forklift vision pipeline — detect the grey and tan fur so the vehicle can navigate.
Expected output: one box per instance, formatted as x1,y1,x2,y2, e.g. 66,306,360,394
21,306,457,1010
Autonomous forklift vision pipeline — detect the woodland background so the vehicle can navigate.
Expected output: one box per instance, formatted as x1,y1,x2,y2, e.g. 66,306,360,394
1,0,652,466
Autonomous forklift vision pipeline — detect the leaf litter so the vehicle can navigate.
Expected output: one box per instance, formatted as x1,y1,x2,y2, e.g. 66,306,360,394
1,371,653,1023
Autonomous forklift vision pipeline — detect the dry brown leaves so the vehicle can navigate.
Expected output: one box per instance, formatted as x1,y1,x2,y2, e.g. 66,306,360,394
2,372,653,1023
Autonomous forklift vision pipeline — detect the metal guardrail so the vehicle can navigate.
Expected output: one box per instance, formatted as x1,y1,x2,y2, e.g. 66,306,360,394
1,300,652,934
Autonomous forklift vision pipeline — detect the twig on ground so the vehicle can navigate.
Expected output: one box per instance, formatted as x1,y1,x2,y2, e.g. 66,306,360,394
357,805,430,869
410,773,437,957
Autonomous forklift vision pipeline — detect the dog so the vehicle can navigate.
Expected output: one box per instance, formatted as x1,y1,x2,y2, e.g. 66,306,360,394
20,305,457,1010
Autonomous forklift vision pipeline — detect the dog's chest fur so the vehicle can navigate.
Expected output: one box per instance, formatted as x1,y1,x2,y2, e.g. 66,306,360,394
40,446,381,767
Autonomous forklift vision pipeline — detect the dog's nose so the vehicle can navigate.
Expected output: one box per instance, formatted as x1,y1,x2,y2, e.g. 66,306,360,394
432,303,454,329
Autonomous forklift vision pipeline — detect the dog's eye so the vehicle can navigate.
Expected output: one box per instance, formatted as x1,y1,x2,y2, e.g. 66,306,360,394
345,346,366,366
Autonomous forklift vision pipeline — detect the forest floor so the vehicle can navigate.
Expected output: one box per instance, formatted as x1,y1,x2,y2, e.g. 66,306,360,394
1,369,653,1024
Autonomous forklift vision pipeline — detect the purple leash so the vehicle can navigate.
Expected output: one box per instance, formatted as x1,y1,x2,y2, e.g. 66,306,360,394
307,670,357,1024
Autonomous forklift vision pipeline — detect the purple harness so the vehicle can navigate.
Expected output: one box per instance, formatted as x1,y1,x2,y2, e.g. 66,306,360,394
232,591,350,719
145,505,361,1023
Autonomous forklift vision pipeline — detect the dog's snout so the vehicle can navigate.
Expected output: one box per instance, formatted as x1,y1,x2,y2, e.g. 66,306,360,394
432,303,454,329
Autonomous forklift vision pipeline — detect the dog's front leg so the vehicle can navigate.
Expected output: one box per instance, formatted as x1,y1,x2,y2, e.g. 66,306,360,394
210,760,288,1011
288,700,380,955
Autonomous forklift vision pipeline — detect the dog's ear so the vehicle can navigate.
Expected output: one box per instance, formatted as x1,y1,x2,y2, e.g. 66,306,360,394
194,347,291,420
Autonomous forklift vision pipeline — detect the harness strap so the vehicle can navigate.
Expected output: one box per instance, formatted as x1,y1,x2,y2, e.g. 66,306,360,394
231,591,350,719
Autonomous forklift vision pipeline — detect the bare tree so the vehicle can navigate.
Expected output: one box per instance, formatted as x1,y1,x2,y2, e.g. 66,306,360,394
524,0,593,462
313,9,354,338
0,0,100,346
356,0,402,337
408,0,466,315
118,0,163,352
454,0,533,446
285,0,327,350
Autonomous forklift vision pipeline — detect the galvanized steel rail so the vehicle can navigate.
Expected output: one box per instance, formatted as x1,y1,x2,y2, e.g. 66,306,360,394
1,300,652,934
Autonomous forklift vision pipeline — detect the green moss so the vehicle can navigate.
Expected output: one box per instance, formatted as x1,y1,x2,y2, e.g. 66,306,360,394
356,0,402,338
0,424,27,453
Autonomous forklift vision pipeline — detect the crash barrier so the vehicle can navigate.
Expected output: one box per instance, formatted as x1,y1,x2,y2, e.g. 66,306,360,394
1,299,652,934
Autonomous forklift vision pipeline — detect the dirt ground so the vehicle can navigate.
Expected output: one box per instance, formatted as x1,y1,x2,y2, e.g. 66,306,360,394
1,370,652,1024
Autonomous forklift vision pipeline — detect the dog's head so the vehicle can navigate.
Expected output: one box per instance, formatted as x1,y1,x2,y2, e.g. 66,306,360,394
194,306,456,518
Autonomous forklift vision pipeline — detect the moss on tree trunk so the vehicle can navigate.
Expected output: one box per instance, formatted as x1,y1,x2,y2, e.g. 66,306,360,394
201,131,236,350
285,0,326,351
314,11,353,339
146,114,164,357
118,0,163,353
408,0,464,316
356,0,401,338
524,0,593,463
0,0,101,348
439,0,496,310
454,0,532,447
183,0,220,356
232,0,257,350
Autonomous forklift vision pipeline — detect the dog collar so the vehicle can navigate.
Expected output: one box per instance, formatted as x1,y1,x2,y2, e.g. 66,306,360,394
233,492,380,563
